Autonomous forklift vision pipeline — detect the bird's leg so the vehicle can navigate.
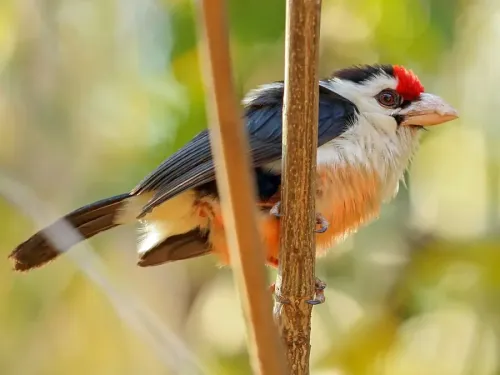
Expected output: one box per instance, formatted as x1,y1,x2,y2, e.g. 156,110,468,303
270,201,329,233
306,277,327,305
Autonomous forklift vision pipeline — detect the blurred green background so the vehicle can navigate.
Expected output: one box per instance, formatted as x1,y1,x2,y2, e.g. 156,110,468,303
1,0,498,374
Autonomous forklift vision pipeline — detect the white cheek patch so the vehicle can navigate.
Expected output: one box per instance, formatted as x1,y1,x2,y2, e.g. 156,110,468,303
364,113,398,135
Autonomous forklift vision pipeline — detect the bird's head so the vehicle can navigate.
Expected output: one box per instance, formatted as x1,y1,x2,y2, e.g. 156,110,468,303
243,63,458,197
319,64,458,200
328,64,458,130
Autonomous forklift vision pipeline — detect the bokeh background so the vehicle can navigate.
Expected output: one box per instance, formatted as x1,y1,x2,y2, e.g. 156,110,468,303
1,0,499,374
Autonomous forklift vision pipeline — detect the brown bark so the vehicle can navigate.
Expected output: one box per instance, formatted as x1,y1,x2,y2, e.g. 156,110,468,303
273,0,323,374
197,1,287,375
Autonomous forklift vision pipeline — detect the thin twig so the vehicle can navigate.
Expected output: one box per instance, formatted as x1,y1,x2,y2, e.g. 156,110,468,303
273,0,323,374
196,1,287,374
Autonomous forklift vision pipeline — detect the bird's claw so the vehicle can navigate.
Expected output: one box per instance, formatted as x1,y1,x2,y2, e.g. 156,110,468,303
270,201,329,234
269,282,290,304
315,213,329,233
270,201,282,218
306,277,327,305
270,277,327,305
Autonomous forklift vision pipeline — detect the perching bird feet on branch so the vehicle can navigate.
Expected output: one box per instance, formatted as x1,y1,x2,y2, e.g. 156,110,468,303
269,277,327,305
306,277,327,305
270,201,330,233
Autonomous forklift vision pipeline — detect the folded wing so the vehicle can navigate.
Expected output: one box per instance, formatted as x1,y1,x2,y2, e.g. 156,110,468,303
132,81,357,217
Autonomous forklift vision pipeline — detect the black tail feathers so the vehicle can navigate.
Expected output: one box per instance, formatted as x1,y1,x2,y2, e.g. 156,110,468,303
137,229,210,267
9,193,130,271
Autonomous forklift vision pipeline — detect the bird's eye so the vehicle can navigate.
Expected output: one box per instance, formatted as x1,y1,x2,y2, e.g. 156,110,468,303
376,89,400,108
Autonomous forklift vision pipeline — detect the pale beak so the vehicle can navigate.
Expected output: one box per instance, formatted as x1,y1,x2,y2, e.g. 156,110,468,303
399,93,459,127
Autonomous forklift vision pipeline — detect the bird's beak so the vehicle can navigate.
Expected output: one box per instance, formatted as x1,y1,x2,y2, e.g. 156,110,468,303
399,93,458,127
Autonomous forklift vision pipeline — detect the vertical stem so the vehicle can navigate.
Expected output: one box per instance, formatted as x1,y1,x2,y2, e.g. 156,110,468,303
196,1,287,374
273,0,322,374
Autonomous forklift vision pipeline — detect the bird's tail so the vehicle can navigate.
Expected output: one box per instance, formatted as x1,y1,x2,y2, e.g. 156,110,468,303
9,193,130,272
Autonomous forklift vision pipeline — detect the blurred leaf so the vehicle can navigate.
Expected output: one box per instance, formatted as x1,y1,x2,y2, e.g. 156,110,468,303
317,309,400,374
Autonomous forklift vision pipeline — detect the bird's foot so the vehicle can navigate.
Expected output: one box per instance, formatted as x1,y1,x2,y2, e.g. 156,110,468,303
315,213,329,234
270,201,329,233
270,201,282,217
269,282,290,304
270,277,327,305
306,277,327,305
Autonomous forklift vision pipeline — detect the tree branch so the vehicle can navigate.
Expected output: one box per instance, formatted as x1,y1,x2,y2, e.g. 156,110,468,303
196,1,287,374
273,0,322,373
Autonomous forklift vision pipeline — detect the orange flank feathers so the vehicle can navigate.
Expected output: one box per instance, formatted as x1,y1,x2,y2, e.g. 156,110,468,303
205,165,383,268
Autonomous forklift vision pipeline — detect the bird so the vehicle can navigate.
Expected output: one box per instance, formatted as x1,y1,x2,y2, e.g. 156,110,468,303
9,64,458,303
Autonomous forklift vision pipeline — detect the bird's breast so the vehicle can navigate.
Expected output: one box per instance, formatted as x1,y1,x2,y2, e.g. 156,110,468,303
314,164,384,252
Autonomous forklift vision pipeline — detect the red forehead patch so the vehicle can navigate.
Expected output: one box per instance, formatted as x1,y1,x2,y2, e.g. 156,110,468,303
393,65,424,101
